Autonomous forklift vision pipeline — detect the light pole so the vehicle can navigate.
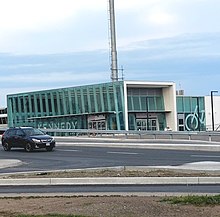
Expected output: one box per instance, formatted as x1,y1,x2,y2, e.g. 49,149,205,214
211,90,218,131
146,97,149,130
197,97,200,131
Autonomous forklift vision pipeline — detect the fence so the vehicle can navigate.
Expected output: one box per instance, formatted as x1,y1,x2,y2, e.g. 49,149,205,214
42,129,220,143
1,128,220,143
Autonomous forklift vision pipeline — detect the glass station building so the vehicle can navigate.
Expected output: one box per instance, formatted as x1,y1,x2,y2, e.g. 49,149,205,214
7,81,179,131
7,80,210,131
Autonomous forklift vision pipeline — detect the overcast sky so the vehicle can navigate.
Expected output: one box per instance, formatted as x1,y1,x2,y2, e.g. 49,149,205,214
0,0,220,107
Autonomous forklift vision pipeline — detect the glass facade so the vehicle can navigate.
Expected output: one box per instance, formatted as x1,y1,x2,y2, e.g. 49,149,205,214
8,81,204,132
127,87,166,131
7,82,125,130
176,96,206,131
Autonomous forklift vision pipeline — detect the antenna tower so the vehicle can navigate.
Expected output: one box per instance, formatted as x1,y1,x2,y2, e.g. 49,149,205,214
108,0,118,82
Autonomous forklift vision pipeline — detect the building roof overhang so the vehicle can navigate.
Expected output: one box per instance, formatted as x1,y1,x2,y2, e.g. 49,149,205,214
124,80,175,88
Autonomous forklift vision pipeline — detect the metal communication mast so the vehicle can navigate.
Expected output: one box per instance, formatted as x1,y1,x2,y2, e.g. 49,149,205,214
108,0,118,82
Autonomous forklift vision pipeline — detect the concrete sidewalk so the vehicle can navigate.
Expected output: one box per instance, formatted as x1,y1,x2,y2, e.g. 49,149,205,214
0,159,22,169
55,136,220,151
0,159,220,186
0,176,220,186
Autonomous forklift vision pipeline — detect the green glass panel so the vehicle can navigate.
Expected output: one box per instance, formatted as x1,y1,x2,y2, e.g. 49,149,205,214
103,88,108,111
176,97,184,113
109,91,115,111
183,97,191,113
96,87,101,112
148,97,155,111
133,96,140,110
128,96,132,110
156,96,164,110
140,97,147,110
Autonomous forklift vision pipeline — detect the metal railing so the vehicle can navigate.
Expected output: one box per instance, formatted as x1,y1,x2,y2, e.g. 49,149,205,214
42,129,220,143
1,127,220,142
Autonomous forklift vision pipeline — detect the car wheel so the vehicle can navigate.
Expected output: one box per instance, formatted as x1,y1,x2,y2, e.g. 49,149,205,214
24,143,33,152
2,142,11,151
46,146,53,151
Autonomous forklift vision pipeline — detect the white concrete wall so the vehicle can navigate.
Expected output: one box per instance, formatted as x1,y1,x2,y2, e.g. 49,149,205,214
162,84,177,131
125,81,177,131
123,81,129,131
205,96,220,131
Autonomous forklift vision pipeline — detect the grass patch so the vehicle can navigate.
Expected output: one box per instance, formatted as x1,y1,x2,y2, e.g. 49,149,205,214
163,194,220,206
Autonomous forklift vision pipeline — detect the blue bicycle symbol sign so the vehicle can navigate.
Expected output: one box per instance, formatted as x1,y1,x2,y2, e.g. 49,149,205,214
185,106,205,131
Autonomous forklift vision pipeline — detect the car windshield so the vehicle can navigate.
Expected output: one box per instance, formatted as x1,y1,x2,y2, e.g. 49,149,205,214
23,128,45,136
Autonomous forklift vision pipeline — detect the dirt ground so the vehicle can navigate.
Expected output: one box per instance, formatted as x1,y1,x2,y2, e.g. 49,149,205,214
2,169,220,179
0,196,219,217
0,169,219,217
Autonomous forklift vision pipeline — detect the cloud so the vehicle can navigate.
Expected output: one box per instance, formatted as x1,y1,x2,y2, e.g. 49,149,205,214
148,11,175,25
0,1,73,31
122,33,220,58
0,71,108,84
0,0,107,31
0,0,220,54
0,0,220,106
0,51,110,98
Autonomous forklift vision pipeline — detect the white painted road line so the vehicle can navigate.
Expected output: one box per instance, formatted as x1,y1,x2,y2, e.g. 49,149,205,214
191,155,220,158
56,149,80,152
107,151,140,155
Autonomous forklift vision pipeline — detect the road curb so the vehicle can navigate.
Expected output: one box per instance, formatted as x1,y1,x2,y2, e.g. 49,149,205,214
56,142,220,151
0,177,220,186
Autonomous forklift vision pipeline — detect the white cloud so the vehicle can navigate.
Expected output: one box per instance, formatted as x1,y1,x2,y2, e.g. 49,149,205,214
0,0,106,31
0,1,70,31
0,71,107,84
0,0,219,54
0,63,44,69
147,9,176,25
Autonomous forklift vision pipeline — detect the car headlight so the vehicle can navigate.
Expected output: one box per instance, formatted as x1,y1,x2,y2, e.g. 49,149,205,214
32,138,41,143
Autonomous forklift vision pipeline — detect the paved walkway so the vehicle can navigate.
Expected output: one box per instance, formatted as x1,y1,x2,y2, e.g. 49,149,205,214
146,161,220,171
0,159,22,169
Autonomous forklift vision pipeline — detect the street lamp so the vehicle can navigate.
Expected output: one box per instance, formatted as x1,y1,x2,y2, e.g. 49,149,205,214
146,97,149,130
211,90,218,131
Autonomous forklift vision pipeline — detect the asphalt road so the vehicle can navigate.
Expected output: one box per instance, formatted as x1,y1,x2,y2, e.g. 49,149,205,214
0,138,220,195
0,141,220,173
0,184,220,195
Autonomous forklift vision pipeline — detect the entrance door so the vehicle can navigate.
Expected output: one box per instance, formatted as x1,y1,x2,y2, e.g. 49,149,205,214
136,119,146,131
177,114,185,131
148,119,157,131
136,118,158,131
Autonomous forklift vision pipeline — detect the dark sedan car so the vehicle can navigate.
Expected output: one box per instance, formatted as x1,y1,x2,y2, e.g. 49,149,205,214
1,127,55,152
